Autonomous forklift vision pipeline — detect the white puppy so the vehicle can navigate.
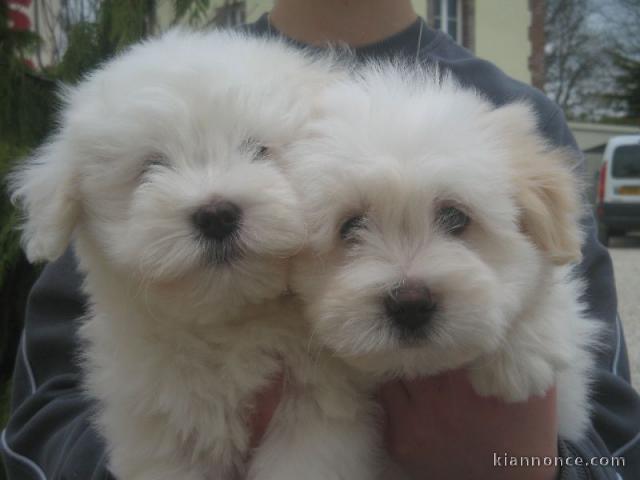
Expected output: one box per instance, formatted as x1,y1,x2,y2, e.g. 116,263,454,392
10,30,379,480
285,63,601,444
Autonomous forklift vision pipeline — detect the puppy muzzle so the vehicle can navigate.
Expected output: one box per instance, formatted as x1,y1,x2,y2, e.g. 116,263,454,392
384,279,437,335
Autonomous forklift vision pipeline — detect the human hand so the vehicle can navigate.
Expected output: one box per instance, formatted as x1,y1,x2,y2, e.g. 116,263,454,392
378,368,558,480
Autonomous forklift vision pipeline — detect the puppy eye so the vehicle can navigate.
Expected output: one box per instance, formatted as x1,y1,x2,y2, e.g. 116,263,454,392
244,138,269,161
340,215,366,241
142,153,169,173
437,206,470,235
256,145,269,158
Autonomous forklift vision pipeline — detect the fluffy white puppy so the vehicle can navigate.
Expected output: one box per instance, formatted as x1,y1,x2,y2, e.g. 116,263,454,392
285,63,601,443
10,30,378,480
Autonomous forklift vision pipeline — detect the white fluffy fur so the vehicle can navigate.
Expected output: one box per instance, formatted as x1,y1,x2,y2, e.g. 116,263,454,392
11,31,601,478
10,30,380,480
284,63,601,445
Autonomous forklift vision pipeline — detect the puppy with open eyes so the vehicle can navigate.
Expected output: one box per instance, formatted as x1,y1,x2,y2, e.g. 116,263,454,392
10,30,380,480
284,63,601,450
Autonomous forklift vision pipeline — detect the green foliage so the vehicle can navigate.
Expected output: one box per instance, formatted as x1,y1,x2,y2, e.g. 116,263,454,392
56,0,158,84
173,0,212,25
0,1,40,59
0,2,55,146
0,69,56,146
56,21,102,83
102,0,157,51
55,0,215,85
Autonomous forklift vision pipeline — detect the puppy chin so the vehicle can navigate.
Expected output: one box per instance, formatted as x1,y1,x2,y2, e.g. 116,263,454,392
344,348,474,380
134,256,291,321
319,321,505,380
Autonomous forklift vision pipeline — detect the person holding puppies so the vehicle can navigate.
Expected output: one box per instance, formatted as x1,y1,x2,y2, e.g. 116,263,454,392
3,1,639,479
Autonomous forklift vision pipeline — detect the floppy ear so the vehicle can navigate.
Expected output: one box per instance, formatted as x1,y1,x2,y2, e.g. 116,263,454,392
9,138,80,263
490,103,583,265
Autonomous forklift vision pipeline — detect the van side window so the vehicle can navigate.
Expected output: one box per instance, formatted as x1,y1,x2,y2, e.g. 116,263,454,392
612,145,640,178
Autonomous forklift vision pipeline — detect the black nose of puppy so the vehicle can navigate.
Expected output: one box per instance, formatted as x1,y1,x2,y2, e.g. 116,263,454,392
192,201,242,241
384,281,436,331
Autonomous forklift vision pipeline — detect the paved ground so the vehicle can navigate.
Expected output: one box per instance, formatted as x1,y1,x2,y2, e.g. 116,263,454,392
609,234,640,387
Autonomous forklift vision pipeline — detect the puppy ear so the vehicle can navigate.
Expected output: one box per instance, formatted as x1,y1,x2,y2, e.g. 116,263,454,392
9,138,80,263
491,103,583,265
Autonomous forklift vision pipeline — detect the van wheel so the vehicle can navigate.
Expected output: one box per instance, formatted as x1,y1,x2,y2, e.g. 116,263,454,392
598,224,610,246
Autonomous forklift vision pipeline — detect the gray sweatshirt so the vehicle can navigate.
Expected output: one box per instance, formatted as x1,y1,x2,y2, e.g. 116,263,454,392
2,16,639,480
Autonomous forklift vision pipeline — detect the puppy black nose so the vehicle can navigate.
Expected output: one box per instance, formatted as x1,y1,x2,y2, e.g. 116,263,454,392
384,281,436,331
192,201,242,241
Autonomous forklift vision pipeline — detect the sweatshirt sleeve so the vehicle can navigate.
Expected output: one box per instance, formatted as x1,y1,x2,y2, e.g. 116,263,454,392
542,108,640,480
1,248,115,480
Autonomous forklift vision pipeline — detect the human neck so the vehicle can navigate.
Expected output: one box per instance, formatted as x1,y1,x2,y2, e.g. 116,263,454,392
269,0,418,47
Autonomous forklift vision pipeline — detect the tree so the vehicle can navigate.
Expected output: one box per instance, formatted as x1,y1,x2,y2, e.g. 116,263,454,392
607,52,640,120
547,0,640,123
600,0,640,121
544,0,612,120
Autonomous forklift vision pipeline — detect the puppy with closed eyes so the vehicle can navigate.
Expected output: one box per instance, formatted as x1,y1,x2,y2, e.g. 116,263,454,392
285,63,601,447
10,30,379,480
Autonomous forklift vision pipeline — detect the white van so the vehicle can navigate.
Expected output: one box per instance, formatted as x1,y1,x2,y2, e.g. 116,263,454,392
595,134,640,246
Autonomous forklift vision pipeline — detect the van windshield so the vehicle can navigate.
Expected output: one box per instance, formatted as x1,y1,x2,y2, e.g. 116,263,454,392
612,144,640,178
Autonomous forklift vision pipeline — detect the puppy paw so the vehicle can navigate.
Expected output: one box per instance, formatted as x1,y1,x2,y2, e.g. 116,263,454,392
468,349,556,402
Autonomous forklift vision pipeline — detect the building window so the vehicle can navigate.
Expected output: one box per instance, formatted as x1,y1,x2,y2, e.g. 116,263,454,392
434,0,463,44
214,0,246,27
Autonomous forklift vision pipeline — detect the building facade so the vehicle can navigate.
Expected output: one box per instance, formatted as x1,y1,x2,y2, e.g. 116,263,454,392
419,0,543,87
